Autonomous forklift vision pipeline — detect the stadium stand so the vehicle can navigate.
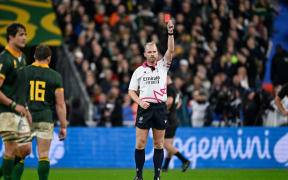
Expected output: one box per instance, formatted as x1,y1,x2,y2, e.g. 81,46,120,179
52,0,287,127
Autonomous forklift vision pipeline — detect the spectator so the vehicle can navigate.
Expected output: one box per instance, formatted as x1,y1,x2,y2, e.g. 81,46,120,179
69,98,86,126
189,90,213,127
53,0,278,127
271,44,288,86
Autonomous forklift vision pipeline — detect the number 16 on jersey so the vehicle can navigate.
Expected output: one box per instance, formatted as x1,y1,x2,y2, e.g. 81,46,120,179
30,80,46,102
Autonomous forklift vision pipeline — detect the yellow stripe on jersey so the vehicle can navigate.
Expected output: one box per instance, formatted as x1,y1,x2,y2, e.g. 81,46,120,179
3,155,14,160
55,88,64,92
39,157,49,162
5,45,21,58
32,62,49,68
0,73,6,80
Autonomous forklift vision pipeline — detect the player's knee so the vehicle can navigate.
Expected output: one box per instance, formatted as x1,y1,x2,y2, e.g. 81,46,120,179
4,148,17,157
153,140,164,149
164,142,170,150
4,142,17,157
20,147,31,157
38,152,49,158
136,138,147,149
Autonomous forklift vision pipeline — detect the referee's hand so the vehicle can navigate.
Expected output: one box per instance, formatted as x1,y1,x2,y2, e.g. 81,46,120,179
140,101,150,109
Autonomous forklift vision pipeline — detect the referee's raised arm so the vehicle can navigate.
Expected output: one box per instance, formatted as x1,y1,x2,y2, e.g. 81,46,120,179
164,20,174,63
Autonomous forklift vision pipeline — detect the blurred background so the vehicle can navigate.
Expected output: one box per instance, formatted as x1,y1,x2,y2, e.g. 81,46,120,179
1,0,288,174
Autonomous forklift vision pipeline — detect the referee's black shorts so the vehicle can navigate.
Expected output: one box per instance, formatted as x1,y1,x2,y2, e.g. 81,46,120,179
136,103,168,130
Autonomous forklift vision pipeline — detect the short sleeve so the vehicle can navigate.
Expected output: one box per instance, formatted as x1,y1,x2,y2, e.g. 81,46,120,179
156,57,171,71
55,73,64,92
128,70,139,91
278,83,288,99
0,55,11,80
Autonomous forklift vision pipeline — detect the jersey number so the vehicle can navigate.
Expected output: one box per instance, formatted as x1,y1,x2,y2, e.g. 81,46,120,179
30,81,46,102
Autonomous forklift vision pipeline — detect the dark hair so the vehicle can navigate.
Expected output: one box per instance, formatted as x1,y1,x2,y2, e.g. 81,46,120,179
6,23,26,42
34,45,52,61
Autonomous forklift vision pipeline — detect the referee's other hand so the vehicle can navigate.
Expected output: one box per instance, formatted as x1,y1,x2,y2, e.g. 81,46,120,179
140,101,150,109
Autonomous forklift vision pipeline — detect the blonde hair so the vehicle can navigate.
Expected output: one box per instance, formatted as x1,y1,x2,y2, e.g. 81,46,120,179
144,42,158,52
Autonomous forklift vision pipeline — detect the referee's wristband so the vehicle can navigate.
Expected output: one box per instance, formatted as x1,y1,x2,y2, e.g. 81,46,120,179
9,101,16,110
168,32,174,36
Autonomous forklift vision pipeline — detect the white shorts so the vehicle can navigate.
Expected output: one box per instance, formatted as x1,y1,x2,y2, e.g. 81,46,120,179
0,112,30,142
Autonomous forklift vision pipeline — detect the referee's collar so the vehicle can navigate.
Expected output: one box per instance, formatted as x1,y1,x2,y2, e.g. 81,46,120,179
142,61,157,68
142,61,157,71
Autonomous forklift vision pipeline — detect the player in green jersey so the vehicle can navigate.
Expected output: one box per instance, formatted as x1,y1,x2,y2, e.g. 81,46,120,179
21,44,67,180
0,23,32,180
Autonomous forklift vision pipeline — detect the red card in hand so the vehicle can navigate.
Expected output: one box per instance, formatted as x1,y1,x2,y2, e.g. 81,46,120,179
165,14,170,23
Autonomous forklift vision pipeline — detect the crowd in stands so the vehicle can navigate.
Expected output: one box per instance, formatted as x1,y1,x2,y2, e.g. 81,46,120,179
53,0,288,127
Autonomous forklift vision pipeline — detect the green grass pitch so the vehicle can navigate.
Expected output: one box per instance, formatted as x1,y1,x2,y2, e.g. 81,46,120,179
21,168,288,180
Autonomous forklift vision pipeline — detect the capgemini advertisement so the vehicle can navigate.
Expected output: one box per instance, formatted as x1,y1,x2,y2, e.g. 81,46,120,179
0,128,287,168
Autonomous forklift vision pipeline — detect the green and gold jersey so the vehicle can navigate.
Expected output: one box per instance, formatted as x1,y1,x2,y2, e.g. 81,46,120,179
22,62,64,123
0,46,27,113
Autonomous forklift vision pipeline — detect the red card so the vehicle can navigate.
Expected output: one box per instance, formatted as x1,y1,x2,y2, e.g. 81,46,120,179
165,14,170,23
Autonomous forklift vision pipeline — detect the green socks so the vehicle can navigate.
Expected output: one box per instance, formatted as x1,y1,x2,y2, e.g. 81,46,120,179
38,158,50,180
11,155,24,180
2,156,14,180
0,165,3,178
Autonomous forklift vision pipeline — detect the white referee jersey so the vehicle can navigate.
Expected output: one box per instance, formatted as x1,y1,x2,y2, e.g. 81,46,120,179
129,57,171,103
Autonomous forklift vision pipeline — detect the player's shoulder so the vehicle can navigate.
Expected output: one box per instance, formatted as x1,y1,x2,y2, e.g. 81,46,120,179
49,68,62,79
134,65,145,74
0,50,11,62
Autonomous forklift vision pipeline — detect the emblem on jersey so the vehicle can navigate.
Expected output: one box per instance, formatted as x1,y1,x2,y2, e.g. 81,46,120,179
164,120,167,123
139,116,144,123
14,60,17,68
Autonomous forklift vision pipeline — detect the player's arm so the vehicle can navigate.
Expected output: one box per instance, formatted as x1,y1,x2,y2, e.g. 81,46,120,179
164,20,174,63
176,98,182,110
128,70,150,109
128,90,150,109
0,65,29,118
0,78,14,106
166,96,173,111
55,89,67,140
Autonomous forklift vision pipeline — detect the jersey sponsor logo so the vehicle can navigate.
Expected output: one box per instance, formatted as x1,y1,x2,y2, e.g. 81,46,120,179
143,76,160,85
144,129,288,169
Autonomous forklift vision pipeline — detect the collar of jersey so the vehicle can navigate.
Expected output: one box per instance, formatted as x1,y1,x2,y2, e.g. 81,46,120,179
5,45,21,58
142,61,157,68
32,62,49,68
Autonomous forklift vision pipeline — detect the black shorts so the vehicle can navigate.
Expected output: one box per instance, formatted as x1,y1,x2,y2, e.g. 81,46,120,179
136,103,168,130
164,124,178,138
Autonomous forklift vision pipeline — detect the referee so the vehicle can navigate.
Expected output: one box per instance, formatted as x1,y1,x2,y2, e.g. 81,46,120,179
128,20,174,180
